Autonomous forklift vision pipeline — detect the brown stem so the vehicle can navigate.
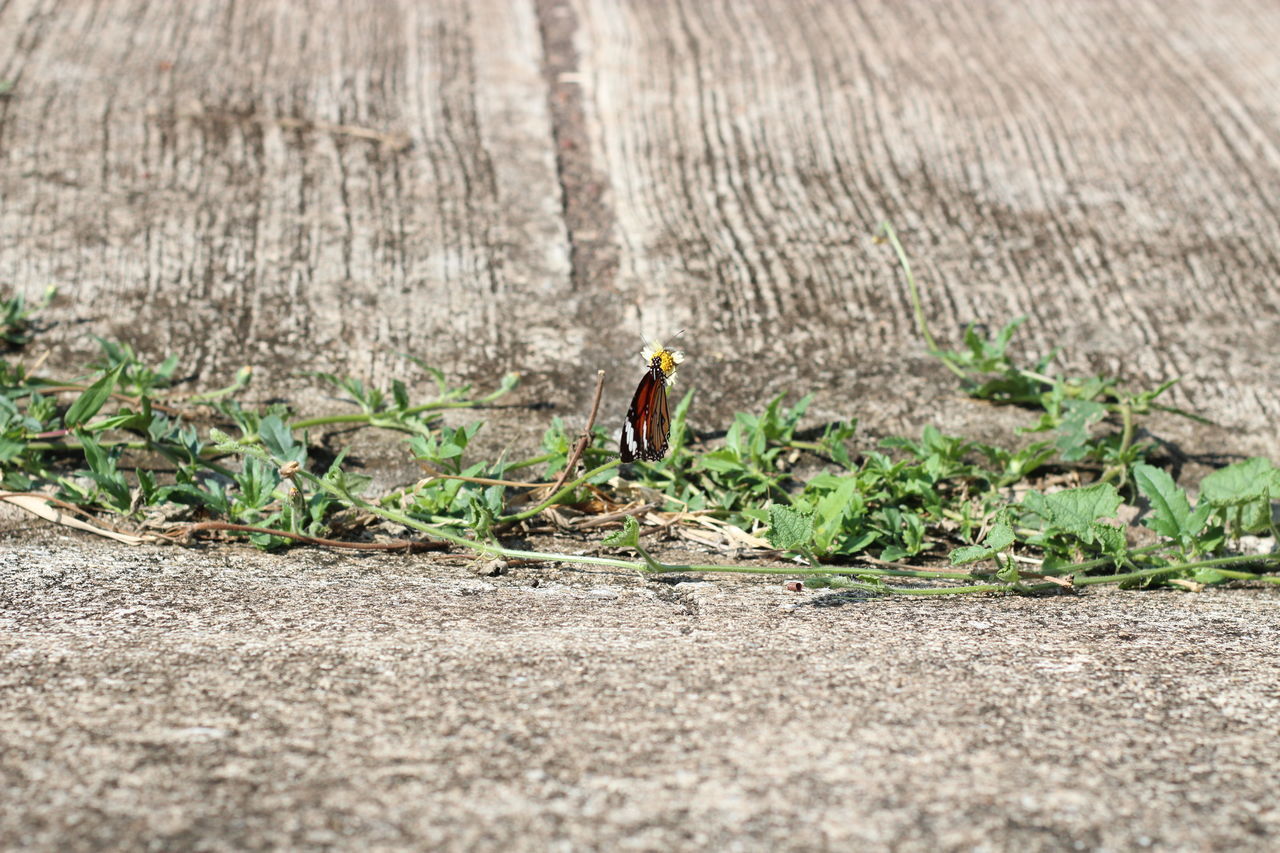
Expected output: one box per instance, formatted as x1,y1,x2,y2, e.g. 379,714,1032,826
545,369,606,497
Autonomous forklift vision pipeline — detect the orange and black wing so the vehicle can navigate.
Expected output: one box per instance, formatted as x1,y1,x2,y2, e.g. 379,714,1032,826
649,376,671,457
620,368,671,462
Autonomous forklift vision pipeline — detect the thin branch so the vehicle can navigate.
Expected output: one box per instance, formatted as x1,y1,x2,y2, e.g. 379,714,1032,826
496,460,621,527
572,502,660,530
544,369,607,497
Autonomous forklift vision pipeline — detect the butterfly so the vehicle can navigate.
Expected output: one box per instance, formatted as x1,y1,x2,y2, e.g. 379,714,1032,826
619,337,684,462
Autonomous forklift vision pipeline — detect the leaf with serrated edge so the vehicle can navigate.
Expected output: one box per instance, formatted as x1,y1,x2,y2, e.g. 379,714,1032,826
1134,464,1201,541
1091,522,1126,555
950,545,992,565
1028,483,1122,539
258,415,295,460
1198,457,1275,507
766,504,814,551
1054,400,1107,461
984,519,1015,551
602,515,641,548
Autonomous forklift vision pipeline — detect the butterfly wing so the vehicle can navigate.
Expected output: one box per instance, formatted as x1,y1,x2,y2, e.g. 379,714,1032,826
647,375,672,459
620,367,670,462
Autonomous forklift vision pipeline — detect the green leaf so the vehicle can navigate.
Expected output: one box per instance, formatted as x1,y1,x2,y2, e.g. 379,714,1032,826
666,388,696,457
86,408,153,433
1198,457,1275,507
236,456,278,509
602,515,641,549
465,491,497,541
0,436,24,462
322,450,372,501
765,504,814,551
879,544,909,562
1133,463,1207,543
258,415,300,462
156,353,180,380
78,430,112,479
74,429,131,511
64,363,124,426
813,477,860,527
697,451,746,474
1023,483,1123,541
996,561,1021,583
1235,500,1273,535
1054,400,1107,461
984,518,1015,551
391,379,410,411
1090,521,1126,556
950,544,992,565
1192,568,1229,586
208,427,243,452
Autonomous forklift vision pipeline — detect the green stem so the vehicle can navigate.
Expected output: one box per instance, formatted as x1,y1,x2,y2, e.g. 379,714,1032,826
299,468,967,581
297,466,1039,594
496,460,621,524
289,411,434,431
879,221,954,372
1015,369,1058,387
290,394,534,433
1164,552,1280,573
1071,552,1280,587
25,439,147,453
290,383,520,432
1208,569,1280,584
1010,543,1172,576
887,583,1025,596
1073,565,1181,587
1099,401,1135,485
1149,403,1216,426
815,580,1026,597
501,446,613,473
26,438,238,480
674,563,986,581
783,440,833,455
503,451,558,471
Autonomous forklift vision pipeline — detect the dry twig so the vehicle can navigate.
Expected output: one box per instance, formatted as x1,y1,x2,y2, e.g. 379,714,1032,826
0,491,156,544
544,369,606,498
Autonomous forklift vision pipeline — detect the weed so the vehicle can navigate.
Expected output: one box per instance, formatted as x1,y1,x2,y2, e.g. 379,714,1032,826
0,287,55,349
879,223,1208,489
0,255,1276,595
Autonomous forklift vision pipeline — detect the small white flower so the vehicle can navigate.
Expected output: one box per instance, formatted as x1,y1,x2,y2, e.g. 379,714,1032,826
641,338,685,383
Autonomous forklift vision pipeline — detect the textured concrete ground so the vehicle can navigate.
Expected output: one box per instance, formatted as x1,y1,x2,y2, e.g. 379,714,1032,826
2,530,1279,851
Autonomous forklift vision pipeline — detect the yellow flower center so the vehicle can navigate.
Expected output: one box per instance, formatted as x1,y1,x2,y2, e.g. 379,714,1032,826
652,349,677,377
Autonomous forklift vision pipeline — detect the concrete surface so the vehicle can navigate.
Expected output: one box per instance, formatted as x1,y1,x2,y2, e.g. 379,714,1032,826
2,531,1279,851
